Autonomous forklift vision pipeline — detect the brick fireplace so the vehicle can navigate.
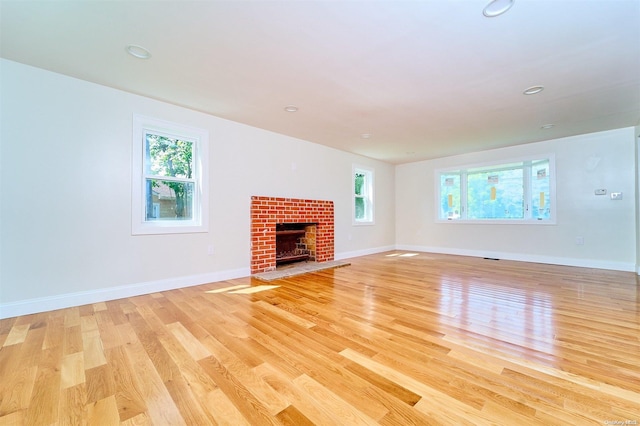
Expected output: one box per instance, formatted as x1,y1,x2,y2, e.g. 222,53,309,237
250,196,334,274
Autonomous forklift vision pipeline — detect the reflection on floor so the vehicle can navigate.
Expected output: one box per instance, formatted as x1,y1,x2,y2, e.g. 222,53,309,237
254,260,351,281
205,284,280,294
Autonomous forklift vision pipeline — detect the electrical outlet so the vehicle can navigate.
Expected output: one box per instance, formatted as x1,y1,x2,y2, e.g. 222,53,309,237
575,236,584,245
594,189,606,195
610,192,623,200
207,244,215,255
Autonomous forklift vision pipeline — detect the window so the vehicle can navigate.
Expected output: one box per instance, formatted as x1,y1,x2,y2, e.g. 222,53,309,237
436,156,555,223
353,165,374,224
132,115,209,234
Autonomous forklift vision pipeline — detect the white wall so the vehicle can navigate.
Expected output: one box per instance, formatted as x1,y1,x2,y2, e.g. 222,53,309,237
0,59,395,317
636,124,640,273
396,128,637,271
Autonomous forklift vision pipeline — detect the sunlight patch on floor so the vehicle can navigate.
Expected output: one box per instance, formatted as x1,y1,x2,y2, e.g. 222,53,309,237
206,284,280,295
386,252,419,257
228,285,280,294
205,284,250,294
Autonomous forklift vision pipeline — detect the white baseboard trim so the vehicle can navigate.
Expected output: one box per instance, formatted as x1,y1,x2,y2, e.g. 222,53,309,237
0,267,250,320
396,244,636,273
336,245,396,260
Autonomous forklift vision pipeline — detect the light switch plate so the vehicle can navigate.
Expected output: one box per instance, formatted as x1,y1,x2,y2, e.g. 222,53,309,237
610,192,623,200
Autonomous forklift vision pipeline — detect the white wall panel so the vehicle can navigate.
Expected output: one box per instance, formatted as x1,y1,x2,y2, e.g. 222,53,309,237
396,127,637,271
0,59,395,312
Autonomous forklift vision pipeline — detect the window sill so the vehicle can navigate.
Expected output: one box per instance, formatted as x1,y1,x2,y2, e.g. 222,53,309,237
436,219,556,225
352,221,375,226
132,221,208,235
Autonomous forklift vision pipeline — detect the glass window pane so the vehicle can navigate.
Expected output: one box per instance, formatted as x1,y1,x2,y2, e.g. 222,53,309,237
355,172,365,196
145,133,193,178
467,167,523,219
145,179,194,221
440,173,460,220
531,160,550,219
355,197,365,220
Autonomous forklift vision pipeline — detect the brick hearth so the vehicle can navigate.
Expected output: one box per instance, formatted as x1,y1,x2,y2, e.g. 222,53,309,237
250,196,334,274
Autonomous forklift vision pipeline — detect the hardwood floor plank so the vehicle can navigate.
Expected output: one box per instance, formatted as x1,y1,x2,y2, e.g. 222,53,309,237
0,251,638,424
293,373,378,425
119,412,153,426
60,351,85,390
342,360,421,406
229,315,309,381
341,347,481,413
82,333,107,370
0,365,37,417
198,332,289,416
253,300,317,329
130,308,215,424
275,404,316,426
243,315,394,420
155,329,219,400
24,345,62,425
85,364,116,405
163,372,215,425
197,355,280,425
58,383,87,426
86,395,120,425
2,324,30,347
166,321,212,361
204,388,251,426
0,318,16,338
63,308,80,328
104,345,147,422
124,337,186,425
0,409,24,425
62,325,83,356
42,312,64,350
105,300,129,326
0,345,22,382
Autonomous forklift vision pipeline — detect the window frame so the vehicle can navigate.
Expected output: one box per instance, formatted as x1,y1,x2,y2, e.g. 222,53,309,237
435,154,556,225
353,165,375,225
132,114,209,235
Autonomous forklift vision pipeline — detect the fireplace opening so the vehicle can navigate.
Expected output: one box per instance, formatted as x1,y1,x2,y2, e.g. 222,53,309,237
251,196,334,274
276,223,317,267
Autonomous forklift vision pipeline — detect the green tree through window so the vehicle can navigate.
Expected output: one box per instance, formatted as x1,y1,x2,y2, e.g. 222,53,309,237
353,166,374,224
145,134,195,220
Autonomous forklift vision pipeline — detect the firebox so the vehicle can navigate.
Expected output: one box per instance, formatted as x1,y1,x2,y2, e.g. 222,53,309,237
275,223,317,266
250,196,334,274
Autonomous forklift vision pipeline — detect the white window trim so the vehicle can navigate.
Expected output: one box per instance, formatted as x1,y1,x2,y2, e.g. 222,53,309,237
434,154,556,225
132,114,209,235
353,165,375,225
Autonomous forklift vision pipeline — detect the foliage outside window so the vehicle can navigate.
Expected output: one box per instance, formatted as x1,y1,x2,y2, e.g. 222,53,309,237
437,157,554,223
132,115,209,235
354,166,374,224
145,135,194,221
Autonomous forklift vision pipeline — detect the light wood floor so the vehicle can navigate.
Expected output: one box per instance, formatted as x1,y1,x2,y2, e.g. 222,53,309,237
1,251,639,425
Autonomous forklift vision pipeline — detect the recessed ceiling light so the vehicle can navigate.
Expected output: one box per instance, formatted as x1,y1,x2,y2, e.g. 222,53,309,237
360,133,372,139
483,0,515,17
523,85,544,95
126,45,151,59
284,105,298,112
541,124,555,129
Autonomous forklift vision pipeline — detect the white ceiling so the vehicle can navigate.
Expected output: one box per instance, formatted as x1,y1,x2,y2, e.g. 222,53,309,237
2,0,639,164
